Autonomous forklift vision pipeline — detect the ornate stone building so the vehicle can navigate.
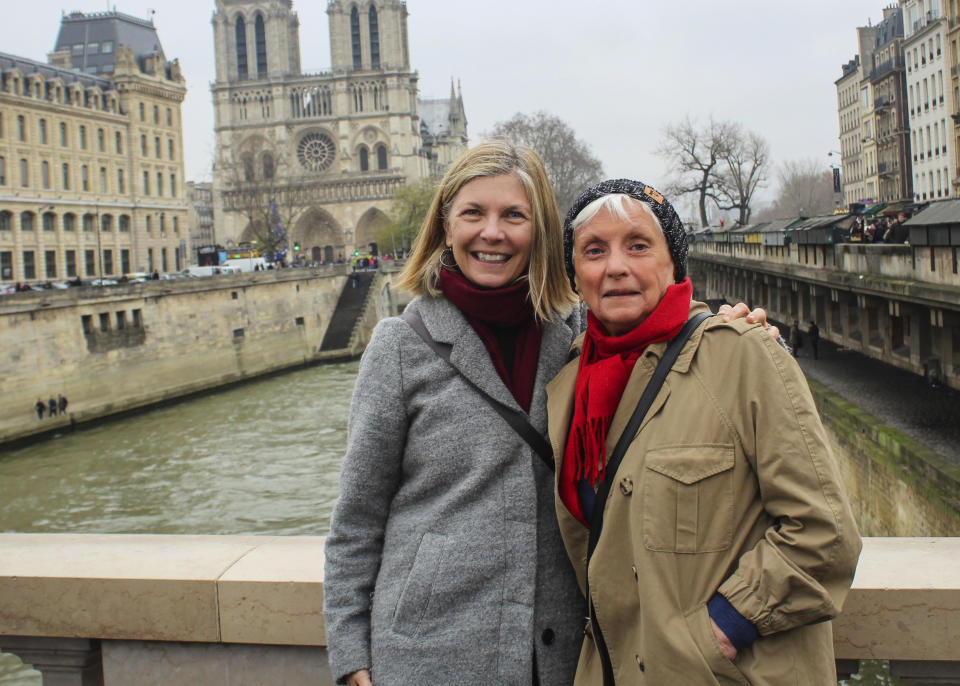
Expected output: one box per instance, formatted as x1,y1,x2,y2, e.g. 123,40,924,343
0,10,189,284
210,0,468,262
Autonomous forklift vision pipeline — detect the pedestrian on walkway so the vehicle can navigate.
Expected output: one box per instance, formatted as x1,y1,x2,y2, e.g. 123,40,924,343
58,394,68,415
35,399,45,420
808,321,820,360
48,397,58,417
789,319,802,357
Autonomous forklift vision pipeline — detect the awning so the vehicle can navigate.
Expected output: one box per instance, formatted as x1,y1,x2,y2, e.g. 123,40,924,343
862,203,888,217
880,201,911,216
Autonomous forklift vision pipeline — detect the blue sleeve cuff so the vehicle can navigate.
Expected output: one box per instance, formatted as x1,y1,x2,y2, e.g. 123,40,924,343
707,593,758,651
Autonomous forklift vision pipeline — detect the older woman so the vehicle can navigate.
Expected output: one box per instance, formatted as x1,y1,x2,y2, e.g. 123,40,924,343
546,179,861,686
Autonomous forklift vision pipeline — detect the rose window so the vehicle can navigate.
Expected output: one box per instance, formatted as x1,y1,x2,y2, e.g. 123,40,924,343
297,132,336,171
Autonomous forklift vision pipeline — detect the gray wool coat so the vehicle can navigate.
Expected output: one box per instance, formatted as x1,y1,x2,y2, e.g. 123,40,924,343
324,294,586,686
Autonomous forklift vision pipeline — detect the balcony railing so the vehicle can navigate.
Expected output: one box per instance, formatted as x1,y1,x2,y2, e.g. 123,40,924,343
0,535,958,685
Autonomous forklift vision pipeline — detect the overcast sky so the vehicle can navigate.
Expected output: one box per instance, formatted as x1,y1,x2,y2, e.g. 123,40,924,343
5,0,887,208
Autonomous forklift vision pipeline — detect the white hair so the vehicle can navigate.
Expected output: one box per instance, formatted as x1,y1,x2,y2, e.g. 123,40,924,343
570,193,665,237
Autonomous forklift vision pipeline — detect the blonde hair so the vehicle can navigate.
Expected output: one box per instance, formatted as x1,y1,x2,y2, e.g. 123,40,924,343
396,140,577,321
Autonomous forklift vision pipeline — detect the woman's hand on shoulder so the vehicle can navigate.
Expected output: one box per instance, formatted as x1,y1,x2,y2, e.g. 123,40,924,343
718,302,780,340
346,669,373,686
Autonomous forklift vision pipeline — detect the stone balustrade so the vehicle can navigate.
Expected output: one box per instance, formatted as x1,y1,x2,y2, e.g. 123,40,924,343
0,535,958,685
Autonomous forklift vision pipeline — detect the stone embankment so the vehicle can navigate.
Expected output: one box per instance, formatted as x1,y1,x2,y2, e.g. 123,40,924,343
0,266,403,446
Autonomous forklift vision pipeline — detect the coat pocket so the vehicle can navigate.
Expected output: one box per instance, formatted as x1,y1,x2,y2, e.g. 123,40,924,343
642,444,735,553
392,532,448,637
683,603,752,686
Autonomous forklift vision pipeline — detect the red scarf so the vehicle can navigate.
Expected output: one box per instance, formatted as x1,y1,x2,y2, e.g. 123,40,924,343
439,268,542,412
560,279,693,525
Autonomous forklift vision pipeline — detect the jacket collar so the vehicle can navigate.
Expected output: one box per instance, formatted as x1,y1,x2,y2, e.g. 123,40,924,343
409,295,575,429
547,300,713,473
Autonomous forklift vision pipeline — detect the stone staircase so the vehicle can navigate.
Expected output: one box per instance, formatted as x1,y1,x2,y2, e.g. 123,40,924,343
319,270,376,352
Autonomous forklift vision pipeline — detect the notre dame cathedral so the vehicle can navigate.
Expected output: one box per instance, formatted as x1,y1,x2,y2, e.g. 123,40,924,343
210,0,467,261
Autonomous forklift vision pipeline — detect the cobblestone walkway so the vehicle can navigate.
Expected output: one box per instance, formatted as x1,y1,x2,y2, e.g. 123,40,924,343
791,336,960,467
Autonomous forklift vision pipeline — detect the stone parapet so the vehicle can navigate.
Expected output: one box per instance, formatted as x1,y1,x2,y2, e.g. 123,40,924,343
0,535,958,684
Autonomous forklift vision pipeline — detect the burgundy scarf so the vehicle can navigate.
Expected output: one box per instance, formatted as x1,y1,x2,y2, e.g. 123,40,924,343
560,279,693,525
439,268,542,413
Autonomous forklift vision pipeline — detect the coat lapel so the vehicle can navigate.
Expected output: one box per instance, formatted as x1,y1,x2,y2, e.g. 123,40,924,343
413,296,523,412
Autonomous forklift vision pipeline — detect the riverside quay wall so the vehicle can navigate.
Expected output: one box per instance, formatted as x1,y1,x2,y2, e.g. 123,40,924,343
0,266,400,445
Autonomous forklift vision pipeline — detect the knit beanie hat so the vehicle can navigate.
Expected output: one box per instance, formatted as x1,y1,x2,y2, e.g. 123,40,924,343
563,179,688,289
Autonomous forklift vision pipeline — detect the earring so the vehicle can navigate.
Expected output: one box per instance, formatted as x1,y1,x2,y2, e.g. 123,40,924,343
439,247,457,270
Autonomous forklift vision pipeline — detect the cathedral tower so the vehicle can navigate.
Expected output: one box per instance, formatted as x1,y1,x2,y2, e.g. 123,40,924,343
212,0,301,83
327,1,410,73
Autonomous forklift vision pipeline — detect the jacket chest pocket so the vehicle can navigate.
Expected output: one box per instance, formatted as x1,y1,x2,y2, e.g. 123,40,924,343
641,445,735,553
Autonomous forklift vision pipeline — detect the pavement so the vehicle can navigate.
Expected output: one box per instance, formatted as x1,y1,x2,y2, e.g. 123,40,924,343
790,335,960,468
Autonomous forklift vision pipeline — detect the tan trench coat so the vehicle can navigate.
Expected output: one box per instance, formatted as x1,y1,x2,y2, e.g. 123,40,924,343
546,302,861,686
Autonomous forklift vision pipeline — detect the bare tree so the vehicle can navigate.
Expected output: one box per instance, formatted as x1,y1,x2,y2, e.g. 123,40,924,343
220,139,304,263
755,159,836,220
487,111,604,213
656,116,738,228
710,128,769,225
375,177,438,257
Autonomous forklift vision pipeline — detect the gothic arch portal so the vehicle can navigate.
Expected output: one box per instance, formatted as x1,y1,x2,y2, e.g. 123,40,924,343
294,207,344,263
356,207,390,255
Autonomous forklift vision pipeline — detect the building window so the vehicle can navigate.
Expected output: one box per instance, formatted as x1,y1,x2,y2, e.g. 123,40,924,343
0,211,9,232
103,249,113,275
101,214,112,232
173,216,179,234
102,40,113,54
170,173,177,197
42,212,55,232
39,118,47,144
255,13,267,77
350,7,361,69
139,102,145,121
166,108,172,126
236,15,248,80
141,135,147,155
62,163,70,190
63,213,75,232
79,125,86,149
168,139,174,160
0,157,5,185
117,168,124,194
41,161,50,188
369,5,380,69
115,131,123,154
147,247,154,272
153,105,159,124
145,215,152,233
97,128,104,151
59,122,67,146
85,249,95,276
45,250,57,278
83,214,94,232
154,136,160,158
143,171,150,195
81,165,89,191
99,167,107,193
121,249,130,274
157,172,163,196
65,250,76,277
119,214,130,232
161,247,168,272
377,144,387,170
0,251,11,280
20,211,34,231
19,158,28,187
99,313,110,332
23,251,35,280
17,115,25,142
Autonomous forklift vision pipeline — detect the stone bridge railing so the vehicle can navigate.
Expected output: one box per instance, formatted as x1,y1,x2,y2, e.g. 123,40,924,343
0,535,957,685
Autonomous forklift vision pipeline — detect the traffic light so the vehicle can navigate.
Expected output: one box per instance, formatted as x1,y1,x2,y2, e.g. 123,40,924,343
294,243,300,252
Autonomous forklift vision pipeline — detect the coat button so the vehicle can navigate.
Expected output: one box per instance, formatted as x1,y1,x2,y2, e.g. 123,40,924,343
542,628,555,645
632,564,638,581
636,655,645,671
619,477,634,495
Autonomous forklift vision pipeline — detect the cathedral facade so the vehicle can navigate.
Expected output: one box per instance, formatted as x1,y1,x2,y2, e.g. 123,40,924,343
210,0,467,262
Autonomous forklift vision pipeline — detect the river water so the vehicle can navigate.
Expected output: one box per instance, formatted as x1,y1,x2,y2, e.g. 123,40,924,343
0,360,359,684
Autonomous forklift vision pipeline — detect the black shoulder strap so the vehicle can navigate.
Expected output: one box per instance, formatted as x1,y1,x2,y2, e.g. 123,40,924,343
584,311,711,686
586,311,712,557
400,310,555,472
